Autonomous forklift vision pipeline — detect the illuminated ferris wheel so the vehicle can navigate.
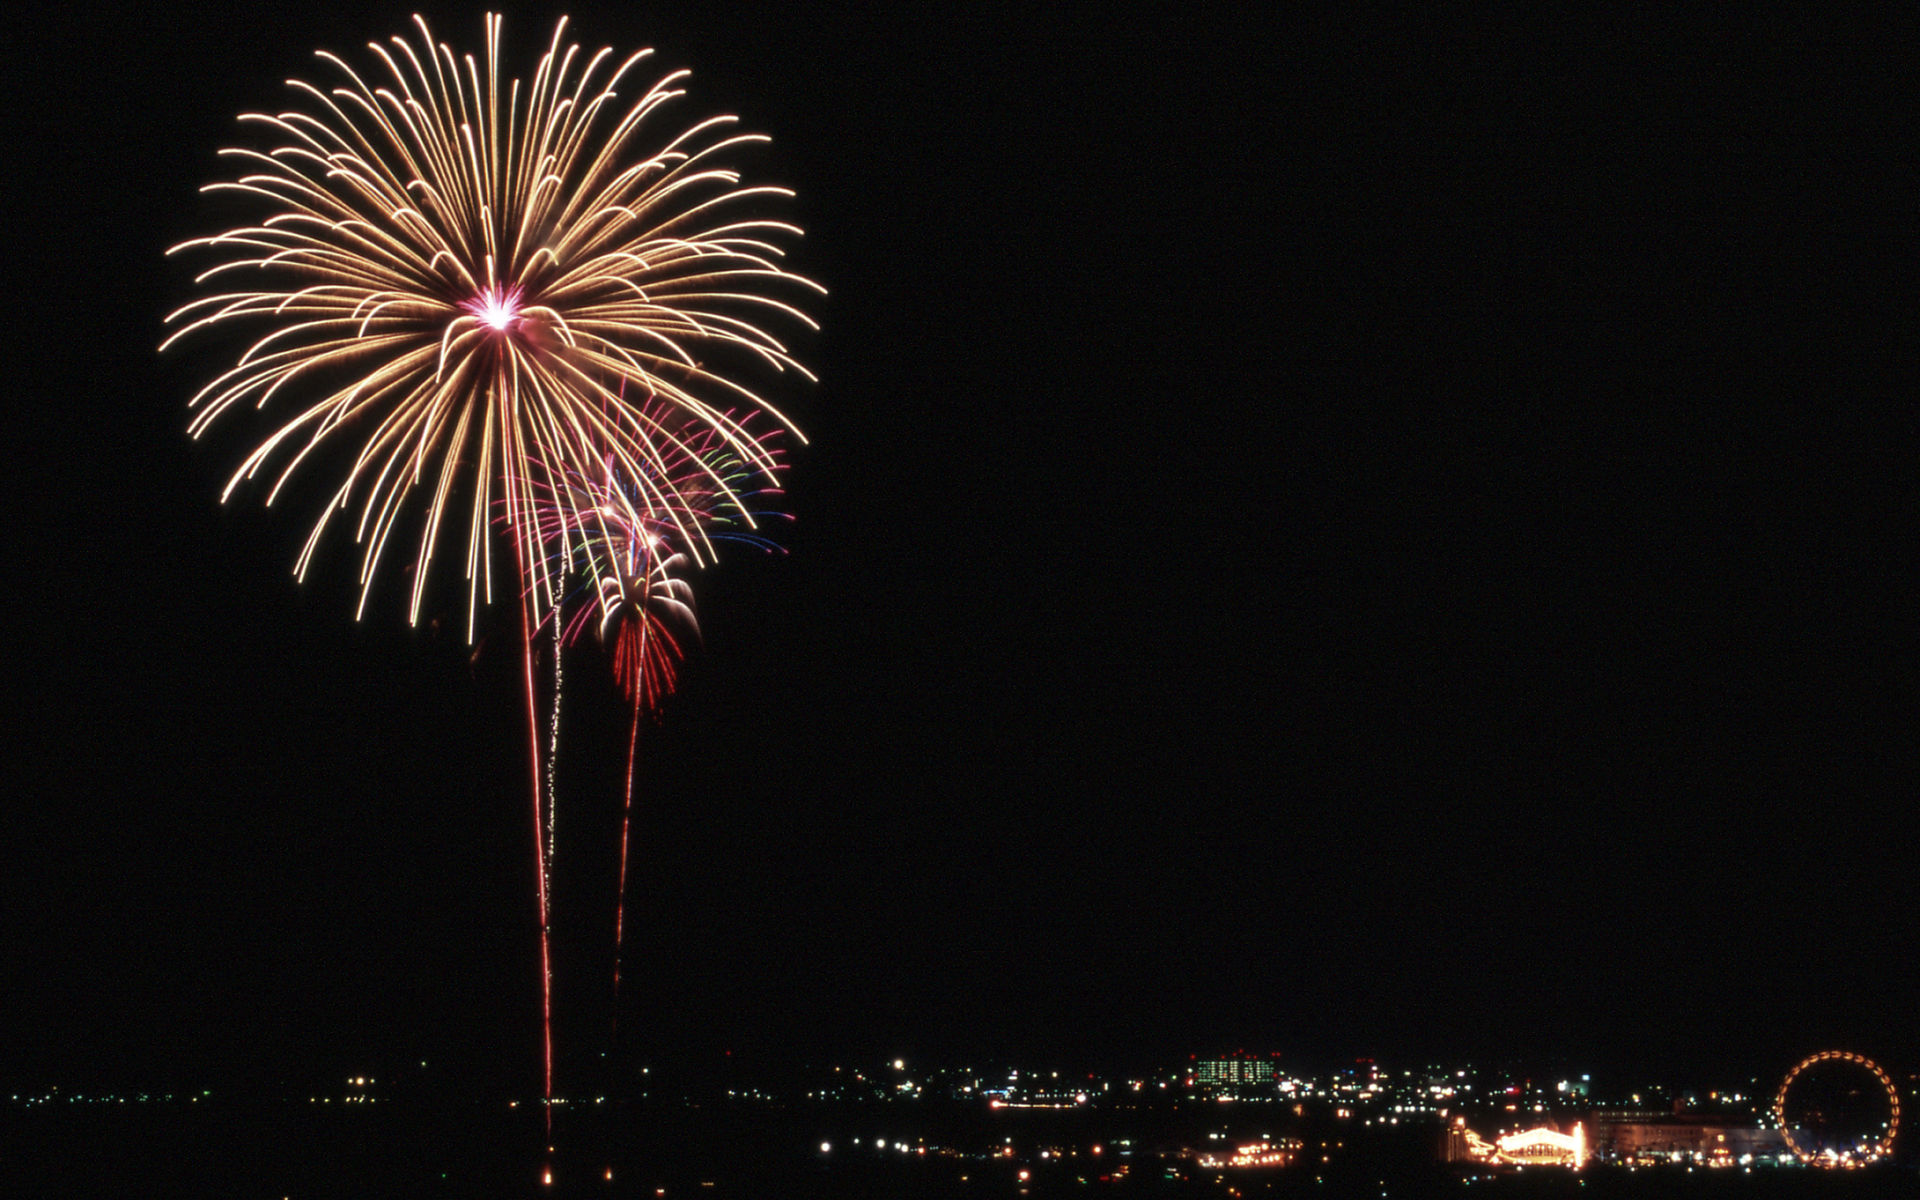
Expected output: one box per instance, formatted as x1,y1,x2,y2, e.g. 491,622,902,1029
1773,1051,1900,1167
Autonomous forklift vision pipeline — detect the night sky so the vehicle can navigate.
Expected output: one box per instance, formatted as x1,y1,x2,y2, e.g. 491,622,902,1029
6,5,1912,1097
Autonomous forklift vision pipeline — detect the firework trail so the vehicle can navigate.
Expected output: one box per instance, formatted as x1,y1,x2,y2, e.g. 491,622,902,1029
165,14,817,1131
545,585,562,899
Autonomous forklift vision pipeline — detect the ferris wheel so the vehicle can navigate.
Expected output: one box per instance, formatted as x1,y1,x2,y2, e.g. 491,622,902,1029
1773,1051,1901,1167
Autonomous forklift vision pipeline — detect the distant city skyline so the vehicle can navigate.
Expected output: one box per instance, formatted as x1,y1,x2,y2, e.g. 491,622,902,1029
14,1045,1904,1179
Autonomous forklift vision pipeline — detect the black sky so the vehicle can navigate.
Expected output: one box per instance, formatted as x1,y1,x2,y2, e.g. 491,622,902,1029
5,5,1913,1096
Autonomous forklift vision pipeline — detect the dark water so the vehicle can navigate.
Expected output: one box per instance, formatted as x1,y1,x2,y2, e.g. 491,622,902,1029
4,1100,1914,1200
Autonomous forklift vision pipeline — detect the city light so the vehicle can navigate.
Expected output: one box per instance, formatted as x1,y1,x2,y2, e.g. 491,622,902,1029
20,1051,1880,1187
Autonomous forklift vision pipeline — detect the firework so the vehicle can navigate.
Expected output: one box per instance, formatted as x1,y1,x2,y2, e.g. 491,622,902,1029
163,13,819,637
533,405,785,700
